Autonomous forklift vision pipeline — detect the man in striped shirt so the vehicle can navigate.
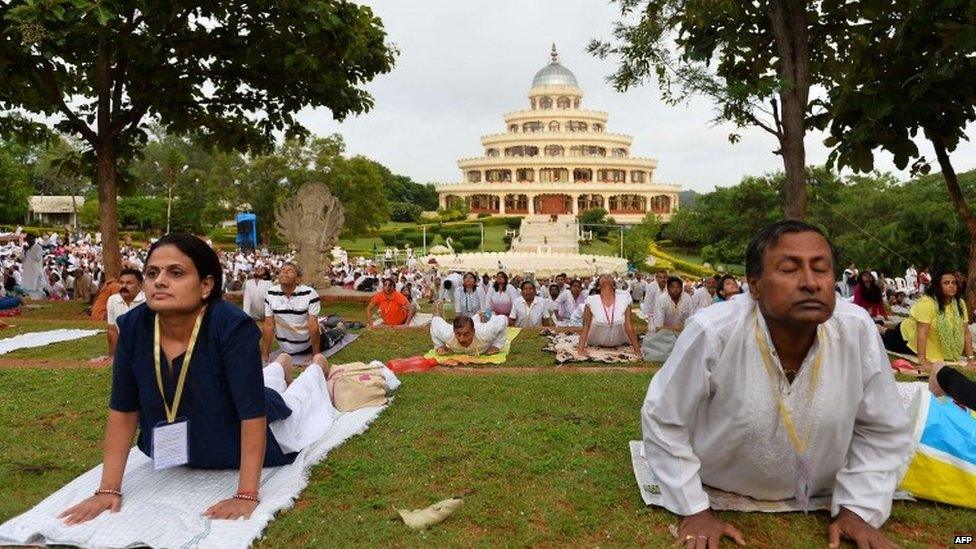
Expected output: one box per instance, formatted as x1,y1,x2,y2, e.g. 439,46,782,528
261,262,321,362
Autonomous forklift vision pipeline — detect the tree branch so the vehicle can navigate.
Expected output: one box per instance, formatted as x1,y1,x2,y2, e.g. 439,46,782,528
931,133,976,234
31,60,98,144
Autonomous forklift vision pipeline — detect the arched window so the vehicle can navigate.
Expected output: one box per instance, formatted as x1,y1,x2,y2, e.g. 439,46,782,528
577,194,603,212
467,170,482,183
573,168,592,182
567,121,588,132
650,195,672,213
548,121,560,132
469,194,500,213
505,194,529,213
598,169,627,182
523,121,543,133
608,194,646,213
611,148,627,157
630,170,646,183
504,146,539,157
530,98,537,110
592,123,603,132
557,96,571,109
539,97,553,109
544,144,564,157
486,148,499,158
486,169,512,183
573,98,580,108
570,146,606,157
509,124,519,133
539,168,569,183
516,168,535,182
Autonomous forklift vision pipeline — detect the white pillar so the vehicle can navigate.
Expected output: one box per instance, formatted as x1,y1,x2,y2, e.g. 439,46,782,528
571,195,578,215
439,194,447,209
500,194,507,214
529,195,536,214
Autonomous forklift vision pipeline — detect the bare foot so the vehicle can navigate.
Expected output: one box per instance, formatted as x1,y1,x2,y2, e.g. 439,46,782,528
310,353,330,376
277,353,294,385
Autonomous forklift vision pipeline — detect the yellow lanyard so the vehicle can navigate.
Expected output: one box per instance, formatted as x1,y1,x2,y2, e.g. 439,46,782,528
753,308,824,456
153,306,207,424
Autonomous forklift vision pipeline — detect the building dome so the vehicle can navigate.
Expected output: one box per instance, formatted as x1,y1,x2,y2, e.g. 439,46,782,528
531,45,579,88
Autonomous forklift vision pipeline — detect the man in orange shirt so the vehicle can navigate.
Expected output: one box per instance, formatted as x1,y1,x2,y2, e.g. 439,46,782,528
366,278,413,327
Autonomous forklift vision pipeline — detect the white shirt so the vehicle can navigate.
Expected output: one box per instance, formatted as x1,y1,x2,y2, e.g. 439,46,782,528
641,282,667,318
641,295,911,528
243,278,272,320
106,291,146,326
556,290,587,320
691,287,715,312
584,290,633,347
430,314,508,354
509,296,549,327
454,287,486,317
485,284,521,316
652,291,695,330
264,284,321,354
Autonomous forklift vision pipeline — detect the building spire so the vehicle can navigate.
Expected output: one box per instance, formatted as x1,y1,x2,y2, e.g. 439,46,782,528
550,43,559,64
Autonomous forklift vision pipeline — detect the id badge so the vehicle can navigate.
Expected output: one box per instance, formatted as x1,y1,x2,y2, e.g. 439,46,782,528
794,453,812,512
152,418,189,471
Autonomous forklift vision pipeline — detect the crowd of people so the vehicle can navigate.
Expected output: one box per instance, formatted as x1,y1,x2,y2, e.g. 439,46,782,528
4,224,975,547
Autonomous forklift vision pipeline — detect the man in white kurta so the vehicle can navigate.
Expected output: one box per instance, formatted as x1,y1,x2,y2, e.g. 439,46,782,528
652,280,695,331
642,221,912,548
430,301,507,355
641,271,668,319
21,235,45,298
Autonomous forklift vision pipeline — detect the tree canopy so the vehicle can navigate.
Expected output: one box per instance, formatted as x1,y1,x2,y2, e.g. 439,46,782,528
0,0,396,276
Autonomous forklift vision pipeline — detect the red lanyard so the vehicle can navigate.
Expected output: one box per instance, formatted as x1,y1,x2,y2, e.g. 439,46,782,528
602,298,616,325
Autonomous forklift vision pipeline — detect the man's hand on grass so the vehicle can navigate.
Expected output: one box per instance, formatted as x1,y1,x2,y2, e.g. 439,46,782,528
828,507,897,549
676,509,745,548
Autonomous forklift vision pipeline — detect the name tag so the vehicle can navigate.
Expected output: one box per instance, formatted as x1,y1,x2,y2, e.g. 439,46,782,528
152,419,189,470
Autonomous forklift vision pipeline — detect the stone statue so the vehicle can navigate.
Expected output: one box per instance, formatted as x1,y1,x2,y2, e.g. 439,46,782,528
274,183,345,289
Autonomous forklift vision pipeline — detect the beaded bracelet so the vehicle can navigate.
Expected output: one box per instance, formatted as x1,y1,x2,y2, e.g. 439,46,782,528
233,492,260,503
94,489,122,498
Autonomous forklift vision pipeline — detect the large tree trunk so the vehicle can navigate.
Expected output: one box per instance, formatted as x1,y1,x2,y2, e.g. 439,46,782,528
769,0,811,220
931,134,976,314
96,144,122,280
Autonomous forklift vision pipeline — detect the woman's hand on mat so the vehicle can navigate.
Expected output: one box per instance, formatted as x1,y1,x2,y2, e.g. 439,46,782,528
828,507,896,548
58,493,121,525
203,497,258,520
576,344,587,357
435,345,451,355
676,509,745,548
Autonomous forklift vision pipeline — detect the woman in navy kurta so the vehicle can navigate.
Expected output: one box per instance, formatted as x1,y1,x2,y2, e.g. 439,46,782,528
60,234,318,525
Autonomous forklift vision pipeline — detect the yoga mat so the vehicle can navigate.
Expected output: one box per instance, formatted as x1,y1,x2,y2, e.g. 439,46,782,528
424,327,521,365
0,329,103,355
0,372,398,549
543,331,640,364
268,333,360,365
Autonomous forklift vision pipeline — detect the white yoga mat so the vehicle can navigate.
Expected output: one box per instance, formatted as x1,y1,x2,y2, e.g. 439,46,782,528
0,329,103,355
0,370,400,548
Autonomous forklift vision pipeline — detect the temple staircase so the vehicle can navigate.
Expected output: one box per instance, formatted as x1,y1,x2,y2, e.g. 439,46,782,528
510,215,580,254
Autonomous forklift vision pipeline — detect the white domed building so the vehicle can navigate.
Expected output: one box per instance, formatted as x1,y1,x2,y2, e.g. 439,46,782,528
436,45,681,224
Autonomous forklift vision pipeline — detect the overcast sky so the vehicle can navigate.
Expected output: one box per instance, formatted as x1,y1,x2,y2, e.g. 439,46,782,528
297,0,976,194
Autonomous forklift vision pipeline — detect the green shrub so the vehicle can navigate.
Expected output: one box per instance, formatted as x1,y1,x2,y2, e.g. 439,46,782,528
503,216,523,230
459,235,481,250
379,233,398,246
477,212,491,218
400,232,424,247
390,201,423,223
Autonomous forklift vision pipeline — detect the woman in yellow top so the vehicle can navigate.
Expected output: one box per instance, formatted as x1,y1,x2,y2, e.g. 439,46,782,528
882,269,975,370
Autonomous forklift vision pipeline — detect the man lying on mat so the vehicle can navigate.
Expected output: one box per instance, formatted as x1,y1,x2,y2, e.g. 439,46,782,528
642,221,911,548
60,235,334,525
430,299,507,355
366,277,413,327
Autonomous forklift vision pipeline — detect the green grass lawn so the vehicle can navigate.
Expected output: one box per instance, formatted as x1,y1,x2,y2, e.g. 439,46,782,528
1,301,974,547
